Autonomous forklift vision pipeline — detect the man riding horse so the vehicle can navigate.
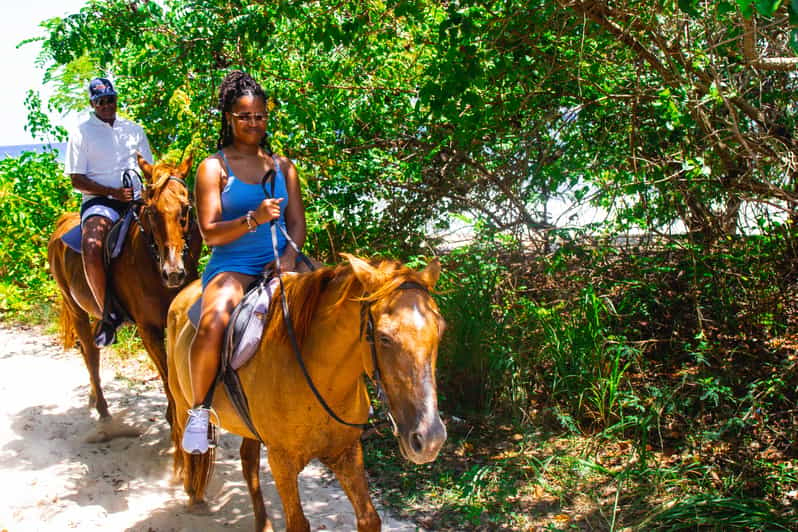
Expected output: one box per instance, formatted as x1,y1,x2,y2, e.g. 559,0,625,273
64,77,153,347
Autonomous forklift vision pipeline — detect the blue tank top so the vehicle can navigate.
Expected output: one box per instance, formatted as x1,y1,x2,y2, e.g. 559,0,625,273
201,151,289,286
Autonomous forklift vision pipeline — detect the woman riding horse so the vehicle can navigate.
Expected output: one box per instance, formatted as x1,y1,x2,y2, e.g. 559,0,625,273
167,254,447,531
182,70,309,454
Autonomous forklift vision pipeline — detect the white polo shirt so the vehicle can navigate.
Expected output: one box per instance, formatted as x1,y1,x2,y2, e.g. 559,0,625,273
65,112,154,202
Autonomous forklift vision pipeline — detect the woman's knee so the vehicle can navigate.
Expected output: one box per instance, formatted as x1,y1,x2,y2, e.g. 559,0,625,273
197,305,232,338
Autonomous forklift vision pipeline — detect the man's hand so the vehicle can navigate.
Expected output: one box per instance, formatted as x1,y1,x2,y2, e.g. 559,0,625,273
111,187,134,202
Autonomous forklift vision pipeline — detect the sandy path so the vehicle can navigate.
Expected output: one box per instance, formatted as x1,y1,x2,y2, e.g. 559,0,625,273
0,323,422,531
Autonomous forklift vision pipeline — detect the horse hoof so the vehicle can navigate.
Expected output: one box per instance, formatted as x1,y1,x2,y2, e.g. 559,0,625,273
187,500,212,515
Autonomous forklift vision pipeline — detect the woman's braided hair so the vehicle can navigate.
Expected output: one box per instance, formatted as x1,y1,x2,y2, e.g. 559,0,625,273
216,70,271,153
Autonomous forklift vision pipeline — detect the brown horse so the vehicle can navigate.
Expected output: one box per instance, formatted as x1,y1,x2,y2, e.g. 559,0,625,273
47,154,202,441
167,254,447,532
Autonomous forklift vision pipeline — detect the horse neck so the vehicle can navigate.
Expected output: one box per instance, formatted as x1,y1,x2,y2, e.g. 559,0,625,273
260,272,371,398
310,277,371,383
118,213,173,306
125,214,159,273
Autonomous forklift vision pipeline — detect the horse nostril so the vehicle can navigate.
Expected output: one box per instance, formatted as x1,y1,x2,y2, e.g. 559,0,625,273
410,431,424,454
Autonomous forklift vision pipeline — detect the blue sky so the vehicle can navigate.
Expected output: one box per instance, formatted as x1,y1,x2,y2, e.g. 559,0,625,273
1,1,88,145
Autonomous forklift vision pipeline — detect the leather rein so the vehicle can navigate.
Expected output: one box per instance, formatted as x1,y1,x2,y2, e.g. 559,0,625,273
261,168,427,431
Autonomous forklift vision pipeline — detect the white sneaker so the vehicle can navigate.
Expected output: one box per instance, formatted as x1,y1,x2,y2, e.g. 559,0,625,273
181,407,211,454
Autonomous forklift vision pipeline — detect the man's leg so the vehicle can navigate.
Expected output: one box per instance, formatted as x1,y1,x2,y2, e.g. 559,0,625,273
81,215,113,316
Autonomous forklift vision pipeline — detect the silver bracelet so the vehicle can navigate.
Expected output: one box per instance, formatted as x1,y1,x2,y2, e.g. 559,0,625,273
245,211,258,232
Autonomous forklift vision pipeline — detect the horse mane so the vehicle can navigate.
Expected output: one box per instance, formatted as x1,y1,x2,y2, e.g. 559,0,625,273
262,258,429,348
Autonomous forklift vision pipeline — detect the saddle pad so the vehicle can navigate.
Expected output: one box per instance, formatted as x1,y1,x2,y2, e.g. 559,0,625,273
60,209,134,259
188,277,279,371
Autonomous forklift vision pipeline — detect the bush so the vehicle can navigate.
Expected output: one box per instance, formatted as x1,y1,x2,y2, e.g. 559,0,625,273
0,149,76,312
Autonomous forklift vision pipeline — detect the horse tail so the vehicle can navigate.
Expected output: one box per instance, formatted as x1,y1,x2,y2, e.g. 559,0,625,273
58,299,77,349
170,412,183,480
182,448,216,506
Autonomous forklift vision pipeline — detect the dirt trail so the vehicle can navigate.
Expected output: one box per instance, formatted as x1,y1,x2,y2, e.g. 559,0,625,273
0,323,422,531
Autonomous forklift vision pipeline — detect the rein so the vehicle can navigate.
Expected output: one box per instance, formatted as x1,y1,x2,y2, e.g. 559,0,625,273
259,166,407,430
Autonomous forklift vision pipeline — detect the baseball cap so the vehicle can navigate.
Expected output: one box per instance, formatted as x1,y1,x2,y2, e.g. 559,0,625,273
88,78,117,102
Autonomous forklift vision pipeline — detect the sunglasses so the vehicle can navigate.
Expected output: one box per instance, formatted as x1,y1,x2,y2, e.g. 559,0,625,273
94,96,117,106
231,112,267,123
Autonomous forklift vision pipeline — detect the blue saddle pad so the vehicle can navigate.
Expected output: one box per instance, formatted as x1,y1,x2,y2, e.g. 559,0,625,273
61,224,83,254
60,210,134,258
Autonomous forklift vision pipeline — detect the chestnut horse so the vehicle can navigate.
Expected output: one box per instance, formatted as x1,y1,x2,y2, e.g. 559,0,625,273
47,154,202,441
166,254,447,532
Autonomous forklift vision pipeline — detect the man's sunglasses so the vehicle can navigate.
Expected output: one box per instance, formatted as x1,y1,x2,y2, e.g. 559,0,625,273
94,96,117,106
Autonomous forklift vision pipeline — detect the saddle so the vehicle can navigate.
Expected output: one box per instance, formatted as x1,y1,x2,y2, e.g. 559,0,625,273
59,208,135,261
187,273,280,442
187,274,279,371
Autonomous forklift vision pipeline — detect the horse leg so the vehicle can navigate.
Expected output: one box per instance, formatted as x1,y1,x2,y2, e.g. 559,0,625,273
70,309,110,420
267,448,310,532
137,325,175,428
321,441,381,532
70,309,139,442
240,438,273,532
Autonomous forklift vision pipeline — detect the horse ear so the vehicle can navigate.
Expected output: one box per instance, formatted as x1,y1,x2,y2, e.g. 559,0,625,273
177,153,194,178
419,258,441,289
343,253,386,290
137,152,154,181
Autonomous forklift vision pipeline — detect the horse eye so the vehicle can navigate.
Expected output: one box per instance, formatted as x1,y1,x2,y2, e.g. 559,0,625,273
378,333,393,347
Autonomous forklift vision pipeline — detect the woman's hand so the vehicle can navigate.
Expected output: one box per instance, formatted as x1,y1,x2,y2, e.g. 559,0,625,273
253,197,283,225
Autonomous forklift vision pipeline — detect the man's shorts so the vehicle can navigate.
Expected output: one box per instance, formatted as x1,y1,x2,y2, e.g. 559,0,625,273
80,197,129,225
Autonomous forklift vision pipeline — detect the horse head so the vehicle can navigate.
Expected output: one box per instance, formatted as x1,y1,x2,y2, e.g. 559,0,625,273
136,153,195,288
346,254,448,464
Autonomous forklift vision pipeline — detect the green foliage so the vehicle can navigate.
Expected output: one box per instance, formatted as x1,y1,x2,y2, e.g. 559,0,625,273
532,286,640,430
0,150,76,295
435,232,552,416
641,494,793,530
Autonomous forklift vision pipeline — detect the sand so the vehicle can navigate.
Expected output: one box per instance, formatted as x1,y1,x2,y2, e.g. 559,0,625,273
0,323,422,531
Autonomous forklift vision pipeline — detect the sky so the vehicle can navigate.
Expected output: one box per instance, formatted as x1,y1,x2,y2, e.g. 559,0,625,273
0,1,88,146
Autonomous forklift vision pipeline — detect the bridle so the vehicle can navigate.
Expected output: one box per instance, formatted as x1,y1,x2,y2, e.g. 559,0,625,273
281,273,430,431
358,280,430,434
124,169,194,268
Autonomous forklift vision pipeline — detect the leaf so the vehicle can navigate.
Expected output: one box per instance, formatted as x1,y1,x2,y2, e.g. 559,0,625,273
678,0,700,15
755,0,783,16
737,0,755,17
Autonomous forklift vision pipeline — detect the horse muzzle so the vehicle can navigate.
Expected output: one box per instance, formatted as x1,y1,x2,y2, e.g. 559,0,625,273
396,412,447,464
162,267,186,288
160,248,187,288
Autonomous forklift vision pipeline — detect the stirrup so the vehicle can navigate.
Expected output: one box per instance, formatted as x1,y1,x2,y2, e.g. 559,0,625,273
207,422,218,449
